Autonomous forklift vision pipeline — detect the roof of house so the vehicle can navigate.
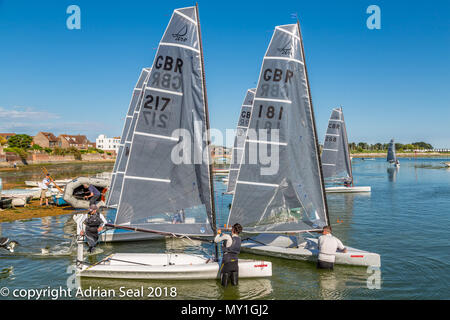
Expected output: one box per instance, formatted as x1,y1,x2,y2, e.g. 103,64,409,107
0,133,16,138
38,132,58,142
58,134,93,145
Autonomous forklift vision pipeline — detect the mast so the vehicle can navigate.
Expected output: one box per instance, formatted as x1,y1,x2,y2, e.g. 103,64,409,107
195,3,218,260
297,20,330,227
340,106,354,186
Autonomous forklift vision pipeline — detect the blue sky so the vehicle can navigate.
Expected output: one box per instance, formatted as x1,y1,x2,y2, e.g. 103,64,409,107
0,0,449,147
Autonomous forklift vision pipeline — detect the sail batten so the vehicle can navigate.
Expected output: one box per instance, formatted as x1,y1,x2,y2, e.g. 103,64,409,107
321,107,352,183
113,6,215,237
227,23,329,233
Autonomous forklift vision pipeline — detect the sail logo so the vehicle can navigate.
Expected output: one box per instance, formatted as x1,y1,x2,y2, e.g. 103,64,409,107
172,25,188,42
277,41,292,56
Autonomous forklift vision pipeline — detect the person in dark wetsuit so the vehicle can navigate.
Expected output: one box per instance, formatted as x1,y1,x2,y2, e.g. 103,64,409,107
214,223,242,287
77,204,107,253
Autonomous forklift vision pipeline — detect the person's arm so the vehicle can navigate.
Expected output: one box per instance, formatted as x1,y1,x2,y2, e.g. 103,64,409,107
77,215,87,235
335,238,347,253
214,232,232,247
98,214,108,232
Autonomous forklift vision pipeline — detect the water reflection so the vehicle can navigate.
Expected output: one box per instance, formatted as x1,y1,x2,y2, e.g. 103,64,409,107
79,277,273,300
387,167,398,182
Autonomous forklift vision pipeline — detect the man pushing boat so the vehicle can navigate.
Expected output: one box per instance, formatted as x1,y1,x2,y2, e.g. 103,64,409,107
77,204,107,253
317,226,347,270
215,223,243,287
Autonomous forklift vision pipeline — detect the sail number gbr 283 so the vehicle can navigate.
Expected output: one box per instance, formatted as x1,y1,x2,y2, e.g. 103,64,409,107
142,94,170,129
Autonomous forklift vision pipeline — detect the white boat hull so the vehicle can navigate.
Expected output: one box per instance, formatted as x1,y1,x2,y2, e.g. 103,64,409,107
78,253,272,280
99,229,163,242
325,186,371,193
241,234,380,267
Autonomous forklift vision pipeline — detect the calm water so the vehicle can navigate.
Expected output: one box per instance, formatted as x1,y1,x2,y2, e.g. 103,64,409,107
1,158,449,300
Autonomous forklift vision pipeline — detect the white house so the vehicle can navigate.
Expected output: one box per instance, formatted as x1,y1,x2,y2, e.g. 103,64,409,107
96,134,120,154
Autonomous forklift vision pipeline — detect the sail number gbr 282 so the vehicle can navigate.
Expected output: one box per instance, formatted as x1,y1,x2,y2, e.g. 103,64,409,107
142,94,170,129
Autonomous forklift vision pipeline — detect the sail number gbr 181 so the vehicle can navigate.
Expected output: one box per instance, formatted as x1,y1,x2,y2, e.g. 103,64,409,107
255,104,284,130
143,94,170,129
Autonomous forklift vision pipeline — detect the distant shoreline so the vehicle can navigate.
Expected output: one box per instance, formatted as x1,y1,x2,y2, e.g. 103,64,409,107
351,152,450,158
0,159,115,172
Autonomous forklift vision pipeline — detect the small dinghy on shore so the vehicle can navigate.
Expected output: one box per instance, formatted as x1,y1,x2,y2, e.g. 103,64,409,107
77,5,272,281
63,177,109,209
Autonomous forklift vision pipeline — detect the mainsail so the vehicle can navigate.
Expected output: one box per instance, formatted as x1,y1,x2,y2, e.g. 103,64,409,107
227,23,329,233
107,68,151,207
387,139,396,163
321,107,353,184
226,89,256,194
114,6,215,236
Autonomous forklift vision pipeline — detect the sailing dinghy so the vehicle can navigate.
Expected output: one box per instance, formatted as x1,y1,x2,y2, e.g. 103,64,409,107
77,5,272,280
322,107,371,193
387,139,400,167
225,88,256,195
227,22,380,268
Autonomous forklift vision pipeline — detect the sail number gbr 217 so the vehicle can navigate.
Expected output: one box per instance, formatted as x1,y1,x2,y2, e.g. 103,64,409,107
143,95,170,129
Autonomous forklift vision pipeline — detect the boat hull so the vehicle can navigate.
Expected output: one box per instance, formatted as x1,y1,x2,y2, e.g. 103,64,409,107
78,253,272,280
325,186,371,193
99,229,163,242
241,235,380,267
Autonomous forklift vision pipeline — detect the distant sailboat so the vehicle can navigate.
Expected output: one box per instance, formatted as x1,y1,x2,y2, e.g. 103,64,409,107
227,22,380,267
387,139,400,167
77,5,272,280
225,88,255,195
322,107,371,193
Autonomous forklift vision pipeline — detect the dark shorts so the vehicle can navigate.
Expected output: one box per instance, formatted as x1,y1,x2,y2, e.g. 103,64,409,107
220,259,239,274
317,260,334,270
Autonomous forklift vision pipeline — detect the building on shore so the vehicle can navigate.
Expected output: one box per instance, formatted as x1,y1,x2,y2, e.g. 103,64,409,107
33,132,59,148
96,134,120,154
58,134,95,150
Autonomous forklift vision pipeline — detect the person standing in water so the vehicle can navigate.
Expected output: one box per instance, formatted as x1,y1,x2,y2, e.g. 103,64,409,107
214,223,242,287
317,226,347,270
77,204,107,253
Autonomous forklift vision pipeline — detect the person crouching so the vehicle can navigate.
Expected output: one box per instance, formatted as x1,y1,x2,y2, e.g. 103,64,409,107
77,204,107,253
214,223,242,287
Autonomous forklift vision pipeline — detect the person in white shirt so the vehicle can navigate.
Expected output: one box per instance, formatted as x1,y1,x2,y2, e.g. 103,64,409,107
317,226,347,270
39,174,51,207
77,204,107,253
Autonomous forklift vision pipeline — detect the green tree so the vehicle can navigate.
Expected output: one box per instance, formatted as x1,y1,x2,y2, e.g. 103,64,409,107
31,144,43,151
7,134,33,149
412,142,433,150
